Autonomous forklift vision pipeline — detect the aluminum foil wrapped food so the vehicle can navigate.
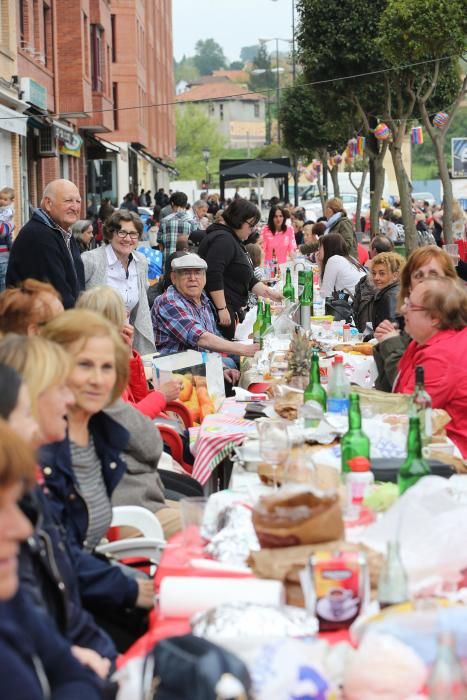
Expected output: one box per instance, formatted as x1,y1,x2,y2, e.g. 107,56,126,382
191,601,318,640
204,503,260,566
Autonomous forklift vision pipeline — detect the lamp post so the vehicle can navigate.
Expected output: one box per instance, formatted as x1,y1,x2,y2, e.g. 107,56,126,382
202,146,210,193
259,37,289,144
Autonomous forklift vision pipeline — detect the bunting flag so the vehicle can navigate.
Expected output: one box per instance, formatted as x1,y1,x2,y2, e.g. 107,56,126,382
357,136,366,156
348,138,358,157
411,126,423,145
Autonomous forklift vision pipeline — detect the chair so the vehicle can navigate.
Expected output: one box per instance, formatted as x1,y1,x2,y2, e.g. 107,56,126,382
96,505,166,574
156,400,194,475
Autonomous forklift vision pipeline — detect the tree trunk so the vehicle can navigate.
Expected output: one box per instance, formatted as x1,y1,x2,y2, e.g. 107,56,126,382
349,167,368,233
434,133,453,243
370,153,386,237
389,137,417,253
329,163,340,198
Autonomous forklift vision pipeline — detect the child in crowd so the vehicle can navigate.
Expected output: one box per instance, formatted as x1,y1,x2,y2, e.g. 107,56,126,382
0,187,15,291
246,242,266,281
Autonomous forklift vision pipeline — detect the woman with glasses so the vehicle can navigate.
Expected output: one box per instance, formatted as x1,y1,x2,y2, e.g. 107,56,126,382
373,246,457,391
198,199,282,340
393,277,467,456
81,210,155,354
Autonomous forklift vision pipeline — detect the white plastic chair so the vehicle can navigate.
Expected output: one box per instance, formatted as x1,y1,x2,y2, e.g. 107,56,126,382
96,505,166,573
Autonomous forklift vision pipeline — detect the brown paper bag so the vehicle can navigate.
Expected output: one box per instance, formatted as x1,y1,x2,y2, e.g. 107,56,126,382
252,491,344,548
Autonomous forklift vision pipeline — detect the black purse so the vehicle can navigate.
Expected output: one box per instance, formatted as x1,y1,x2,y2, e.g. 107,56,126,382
325,290,354,322
142,634,251,700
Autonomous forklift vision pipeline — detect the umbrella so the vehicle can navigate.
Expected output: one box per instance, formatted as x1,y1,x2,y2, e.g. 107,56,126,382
220,159,294,210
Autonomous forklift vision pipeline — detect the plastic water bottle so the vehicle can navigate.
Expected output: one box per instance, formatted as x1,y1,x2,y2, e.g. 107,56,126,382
327,355,350,414
313,275,325,316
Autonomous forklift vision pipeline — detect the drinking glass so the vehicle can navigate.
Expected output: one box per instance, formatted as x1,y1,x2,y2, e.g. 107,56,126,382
257,418,290,491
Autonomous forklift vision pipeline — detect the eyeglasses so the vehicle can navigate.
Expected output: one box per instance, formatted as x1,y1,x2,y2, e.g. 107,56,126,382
402,296,428,312
116,230,139,240
412,270,442,282
245,219,258,230
177,268,205,278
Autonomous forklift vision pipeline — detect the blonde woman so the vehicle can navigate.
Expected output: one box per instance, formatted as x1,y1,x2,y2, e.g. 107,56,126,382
76,286,181,418
370,251,406,330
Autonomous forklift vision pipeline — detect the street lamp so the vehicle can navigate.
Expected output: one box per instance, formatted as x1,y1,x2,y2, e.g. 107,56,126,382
259,37,289,144
202,146,210,192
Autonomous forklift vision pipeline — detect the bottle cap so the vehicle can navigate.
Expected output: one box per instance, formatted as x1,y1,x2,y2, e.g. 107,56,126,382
343,324,350,329
334,355,343,364
348,456,371,472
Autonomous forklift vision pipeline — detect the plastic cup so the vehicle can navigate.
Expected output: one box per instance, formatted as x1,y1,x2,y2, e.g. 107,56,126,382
444,243,459,256
179,497,208,555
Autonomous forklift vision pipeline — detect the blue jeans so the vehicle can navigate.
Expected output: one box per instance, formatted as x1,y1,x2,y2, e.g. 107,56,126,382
0,258,8,292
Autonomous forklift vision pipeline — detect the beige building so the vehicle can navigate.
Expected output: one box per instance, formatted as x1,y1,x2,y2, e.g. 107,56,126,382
0,0,28,228
176,78,266,149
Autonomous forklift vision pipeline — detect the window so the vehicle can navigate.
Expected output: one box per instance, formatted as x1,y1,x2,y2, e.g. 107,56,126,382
42,2,51,67
83,12,89,76
90,24,103,92
254,102,260,118
219,103,224,121
110,14,116,62
112,82,118,130
18,0,25,45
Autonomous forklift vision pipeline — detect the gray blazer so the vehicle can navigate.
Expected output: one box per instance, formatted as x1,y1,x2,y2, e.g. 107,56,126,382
81,245,155,355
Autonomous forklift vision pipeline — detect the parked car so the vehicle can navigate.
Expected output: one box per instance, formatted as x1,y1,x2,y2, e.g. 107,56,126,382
300,192,363,221
412,192,436,206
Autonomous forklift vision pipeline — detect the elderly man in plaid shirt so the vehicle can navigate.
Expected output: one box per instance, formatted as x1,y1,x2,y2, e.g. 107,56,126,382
151,253,258,383
157,191,193,258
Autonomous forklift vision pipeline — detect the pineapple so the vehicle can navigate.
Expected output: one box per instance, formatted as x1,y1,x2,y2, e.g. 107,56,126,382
286,327,311,388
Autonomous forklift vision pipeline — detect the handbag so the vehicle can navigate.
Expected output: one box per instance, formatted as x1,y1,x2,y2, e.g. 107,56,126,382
325,290,354,322
142,634,251,700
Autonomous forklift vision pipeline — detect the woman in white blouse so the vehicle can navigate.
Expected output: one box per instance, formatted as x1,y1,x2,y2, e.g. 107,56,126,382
81,210,155,354
316,233,366,299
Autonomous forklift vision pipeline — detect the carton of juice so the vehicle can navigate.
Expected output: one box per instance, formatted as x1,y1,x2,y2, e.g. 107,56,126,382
310,550,368,631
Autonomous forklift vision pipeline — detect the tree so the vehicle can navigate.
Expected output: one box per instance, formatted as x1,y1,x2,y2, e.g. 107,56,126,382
248,43,276,93
378,0,467,242
193,39,226,76
175,105,226,181
240,45,260,63
174,55,200,84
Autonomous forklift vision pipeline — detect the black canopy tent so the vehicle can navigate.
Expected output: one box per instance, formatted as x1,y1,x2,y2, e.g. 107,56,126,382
219,157,293,208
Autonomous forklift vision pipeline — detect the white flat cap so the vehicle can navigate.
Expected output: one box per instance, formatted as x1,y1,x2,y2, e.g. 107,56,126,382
171,253,207,270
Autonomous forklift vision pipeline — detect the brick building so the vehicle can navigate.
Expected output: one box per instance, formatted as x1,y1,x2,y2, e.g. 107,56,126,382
105,0,176,204
5,0,174,226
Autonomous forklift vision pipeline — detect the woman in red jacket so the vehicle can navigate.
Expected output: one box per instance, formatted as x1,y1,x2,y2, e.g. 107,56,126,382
394,277,467,456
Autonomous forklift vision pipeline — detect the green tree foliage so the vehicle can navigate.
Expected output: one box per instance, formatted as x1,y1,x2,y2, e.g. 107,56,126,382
229,61,244,70
193,39,227,76
240,45,261,63
175,105,226,181
174,55,200,84
249,43,276,93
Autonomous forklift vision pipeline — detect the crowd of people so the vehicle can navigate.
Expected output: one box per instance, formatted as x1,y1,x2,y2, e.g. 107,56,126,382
0,174,466,696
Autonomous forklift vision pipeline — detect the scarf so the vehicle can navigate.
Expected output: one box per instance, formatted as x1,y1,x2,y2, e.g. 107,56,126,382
325,211,342,230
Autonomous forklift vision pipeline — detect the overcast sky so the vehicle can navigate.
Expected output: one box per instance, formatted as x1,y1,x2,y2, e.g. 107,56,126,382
172,0,294,62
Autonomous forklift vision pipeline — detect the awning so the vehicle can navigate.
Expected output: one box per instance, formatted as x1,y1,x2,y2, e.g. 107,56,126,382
0,104,27,136
84,133,120,159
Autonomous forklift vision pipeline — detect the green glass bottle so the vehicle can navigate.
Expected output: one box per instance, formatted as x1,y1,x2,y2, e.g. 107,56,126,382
304,349,327,413
260,302,272,337
398,416,430,495
283,268,295,302
253,301,264,345
412,366,432,448
297,270,306,296
299,272,312,330
341,393,370,474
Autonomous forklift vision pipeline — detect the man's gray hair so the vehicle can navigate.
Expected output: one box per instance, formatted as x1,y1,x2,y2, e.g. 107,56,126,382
193,200,208,210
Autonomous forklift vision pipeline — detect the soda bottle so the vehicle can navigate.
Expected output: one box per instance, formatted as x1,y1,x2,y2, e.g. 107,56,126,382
398,416,430,495
304,348,327,414
283,267,295,302
299,272,312,331
377,541,409,609
428,632,467,699
341,393,370,473
253,300,264,346
412,365,432,448
327,355,350,415
260,301,272,337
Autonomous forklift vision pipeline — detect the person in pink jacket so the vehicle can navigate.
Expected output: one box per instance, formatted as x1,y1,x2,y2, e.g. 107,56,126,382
394,277,467,457
260,205,296,265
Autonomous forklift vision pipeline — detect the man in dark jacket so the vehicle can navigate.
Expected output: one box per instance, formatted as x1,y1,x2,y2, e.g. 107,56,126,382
6,179,85,308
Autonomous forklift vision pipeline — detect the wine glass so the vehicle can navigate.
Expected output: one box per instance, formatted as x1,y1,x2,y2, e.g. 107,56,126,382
257,418,290,491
